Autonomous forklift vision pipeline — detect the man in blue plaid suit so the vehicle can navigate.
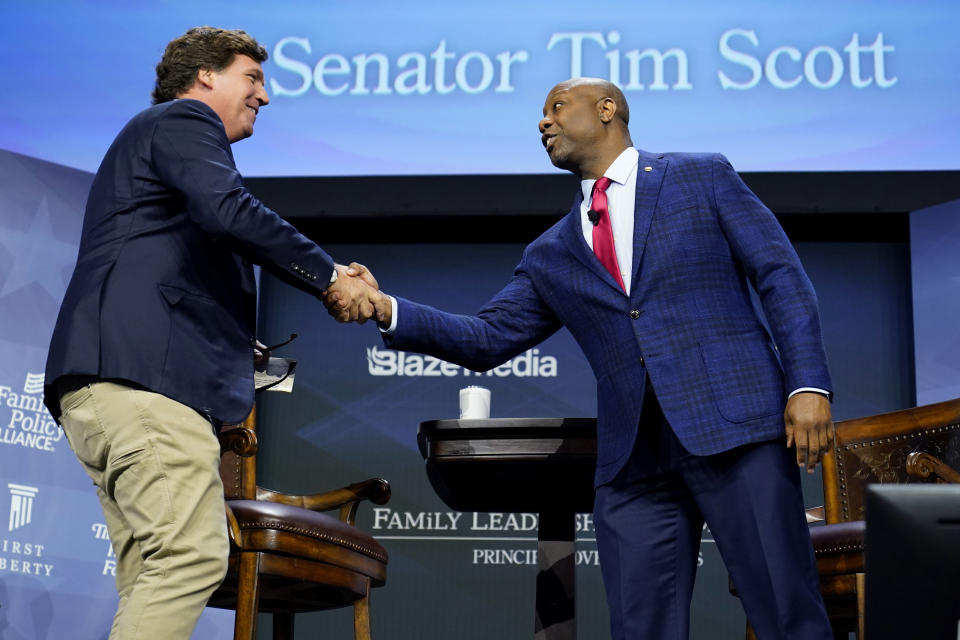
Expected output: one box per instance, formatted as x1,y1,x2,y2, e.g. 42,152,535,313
338,78,835,639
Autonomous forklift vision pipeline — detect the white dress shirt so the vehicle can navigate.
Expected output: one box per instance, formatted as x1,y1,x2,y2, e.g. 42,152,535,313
580,147,639,294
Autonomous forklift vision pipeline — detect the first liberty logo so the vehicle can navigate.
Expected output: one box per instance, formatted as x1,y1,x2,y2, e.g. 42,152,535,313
8,484,37,532
0,483,53,577
0,373,63,452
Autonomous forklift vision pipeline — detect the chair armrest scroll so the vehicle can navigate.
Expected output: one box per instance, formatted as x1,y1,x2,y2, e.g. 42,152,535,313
219,427,258,458
255,478,392,525
906,451,960,483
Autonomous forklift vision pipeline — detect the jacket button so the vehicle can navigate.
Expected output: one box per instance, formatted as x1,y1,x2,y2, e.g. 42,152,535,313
639,355,645,367
630,310,640,319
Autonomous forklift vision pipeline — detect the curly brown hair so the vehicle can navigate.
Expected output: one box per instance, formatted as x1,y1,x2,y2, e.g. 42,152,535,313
152,27,268,105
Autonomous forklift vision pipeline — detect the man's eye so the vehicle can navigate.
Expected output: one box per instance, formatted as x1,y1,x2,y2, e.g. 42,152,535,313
554,103,563,111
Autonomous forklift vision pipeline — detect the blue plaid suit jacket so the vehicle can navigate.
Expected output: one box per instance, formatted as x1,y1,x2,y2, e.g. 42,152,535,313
386,149,831,485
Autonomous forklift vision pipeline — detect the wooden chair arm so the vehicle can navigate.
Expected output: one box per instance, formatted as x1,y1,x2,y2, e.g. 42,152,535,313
255,478,392,525
224,502,243,548
906,451,960,483
219,427,258,457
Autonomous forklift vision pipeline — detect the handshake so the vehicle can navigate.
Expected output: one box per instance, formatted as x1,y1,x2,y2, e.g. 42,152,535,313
321,262,392,326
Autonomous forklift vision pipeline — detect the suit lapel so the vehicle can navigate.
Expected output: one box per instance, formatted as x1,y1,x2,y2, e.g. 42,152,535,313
630,152,667,294
560,190,629,296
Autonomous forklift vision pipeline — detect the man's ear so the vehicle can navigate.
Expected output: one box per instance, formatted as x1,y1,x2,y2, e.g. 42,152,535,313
196,67,216,90
597,97,617,124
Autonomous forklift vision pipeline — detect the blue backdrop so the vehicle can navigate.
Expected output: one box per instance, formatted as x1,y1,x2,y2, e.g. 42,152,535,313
0,2,955,635
911,199,960,405
0,149,937,639
2,1,959,176
0,150,233,639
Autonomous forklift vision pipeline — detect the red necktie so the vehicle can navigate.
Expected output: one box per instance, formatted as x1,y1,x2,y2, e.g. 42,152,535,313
590,176,626,291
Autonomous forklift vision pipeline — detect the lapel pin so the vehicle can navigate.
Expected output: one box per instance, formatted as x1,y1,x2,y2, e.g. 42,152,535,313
643,166,653,172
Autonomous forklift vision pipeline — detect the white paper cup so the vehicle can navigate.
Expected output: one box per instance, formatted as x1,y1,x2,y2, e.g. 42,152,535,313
459,386,491,419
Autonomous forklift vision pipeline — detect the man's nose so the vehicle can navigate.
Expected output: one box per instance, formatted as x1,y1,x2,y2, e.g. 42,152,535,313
258,84,270,106
538,116,551,133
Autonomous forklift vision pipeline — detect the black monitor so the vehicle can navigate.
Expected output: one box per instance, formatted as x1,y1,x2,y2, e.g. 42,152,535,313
865,484,960,639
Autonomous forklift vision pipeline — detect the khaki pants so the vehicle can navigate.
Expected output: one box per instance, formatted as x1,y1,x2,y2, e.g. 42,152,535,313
60,381,228,640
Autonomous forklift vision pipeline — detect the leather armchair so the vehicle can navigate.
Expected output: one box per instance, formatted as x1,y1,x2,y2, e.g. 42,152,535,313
207,407,391,640
733,397,960,639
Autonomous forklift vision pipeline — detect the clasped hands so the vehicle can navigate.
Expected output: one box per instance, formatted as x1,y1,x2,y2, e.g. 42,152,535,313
322,263,392,325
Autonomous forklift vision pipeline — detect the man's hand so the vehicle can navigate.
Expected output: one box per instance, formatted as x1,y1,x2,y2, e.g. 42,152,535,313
373,293,393,328
784,392,834,473
252,339,270,366
322,262,381,323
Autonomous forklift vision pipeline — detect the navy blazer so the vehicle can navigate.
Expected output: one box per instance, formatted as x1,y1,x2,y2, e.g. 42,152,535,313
385,150,831,485
45,99,335,424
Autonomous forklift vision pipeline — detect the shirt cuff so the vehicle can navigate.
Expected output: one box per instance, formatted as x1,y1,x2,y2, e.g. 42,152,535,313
378,295,398,334
327,268,338,286
788,387,830,399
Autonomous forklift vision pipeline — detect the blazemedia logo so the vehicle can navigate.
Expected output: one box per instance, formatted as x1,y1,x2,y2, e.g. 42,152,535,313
366,346,557,377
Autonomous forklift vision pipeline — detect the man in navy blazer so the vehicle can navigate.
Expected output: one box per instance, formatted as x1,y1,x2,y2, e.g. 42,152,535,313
44,28,377,639
348,78,835,638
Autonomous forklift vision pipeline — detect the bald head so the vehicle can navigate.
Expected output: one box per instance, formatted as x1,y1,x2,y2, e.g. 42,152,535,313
538,77,633,179
552,77,630,127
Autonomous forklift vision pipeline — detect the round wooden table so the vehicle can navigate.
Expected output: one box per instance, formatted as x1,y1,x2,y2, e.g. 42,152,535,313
418,417,597,640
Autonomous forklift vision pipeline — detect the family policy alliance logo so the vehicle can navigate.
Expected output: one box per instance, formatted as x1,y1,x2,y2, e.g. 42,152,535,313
366,346,557,378
0,372,63,453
